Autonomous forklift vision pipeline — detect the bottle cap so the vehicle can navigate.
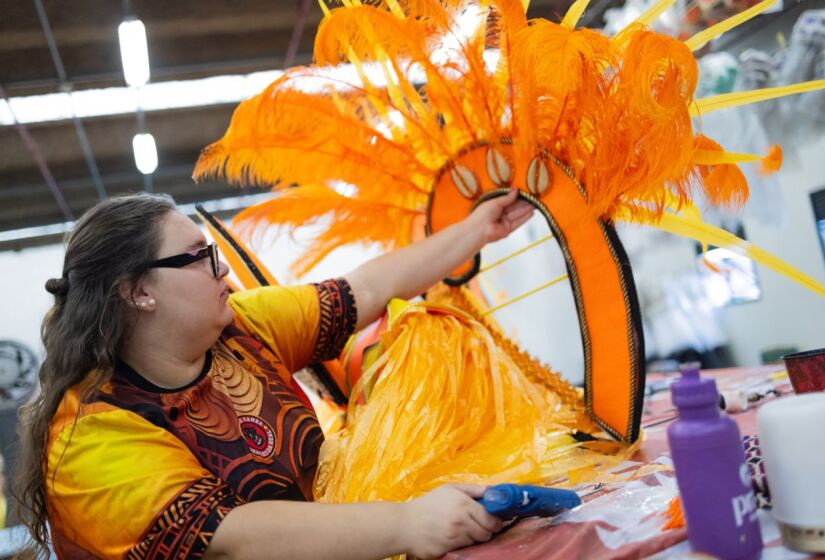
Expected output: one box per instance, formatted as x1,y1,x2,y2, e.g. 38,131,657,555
671,362,719,409
719,389,749,412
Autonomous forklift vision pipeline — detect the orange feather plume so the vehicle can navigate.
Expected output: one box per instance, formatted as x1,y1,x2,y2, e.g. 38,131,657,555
759,144,782,176
233,184,422,277
691,135,748,208
193,0,786,274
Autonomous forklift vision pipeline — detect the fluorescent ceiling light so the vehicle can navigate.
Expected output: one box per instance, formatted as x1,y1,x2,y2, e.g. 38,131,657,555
118,18,151,87
132,133,158,174
0,70,282,126
0,51,501,127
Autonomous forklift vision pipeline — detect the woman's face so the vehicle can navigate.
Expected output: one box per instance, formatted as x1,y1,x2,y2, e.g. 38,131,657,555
144,211,234,337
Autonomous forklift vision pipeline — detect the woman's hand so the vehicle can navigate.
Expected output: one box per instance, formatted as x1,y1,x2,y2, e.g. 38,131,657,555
467,189,535,245
205,487,500,560
345,188,534,330
399,484,503,559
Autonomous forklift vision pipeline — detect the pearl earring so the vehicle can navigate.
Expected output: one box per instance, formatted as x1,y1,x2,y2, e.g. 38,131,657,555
148,298,156,306
138,302,146,307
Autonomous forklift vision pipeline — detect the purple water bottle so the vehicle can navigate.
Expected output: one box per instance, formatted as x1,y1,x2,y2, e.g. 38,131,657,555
667,362,763,559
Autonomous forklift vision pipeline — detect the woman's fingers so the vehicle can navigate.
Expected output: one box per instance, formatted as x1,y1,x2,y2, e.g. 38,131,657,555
450,484,486,498
468,501,503,534
504,200,534,221
465,522,493,544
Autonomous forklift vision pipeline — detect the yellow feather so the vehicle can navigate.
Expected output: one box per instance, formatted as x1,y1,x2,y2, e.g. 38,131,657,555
691,80,825,116
618,208,825,298
384,0,406,18
691,150,761,165
630,0,678,28
684,0,779,51
561,0,590,29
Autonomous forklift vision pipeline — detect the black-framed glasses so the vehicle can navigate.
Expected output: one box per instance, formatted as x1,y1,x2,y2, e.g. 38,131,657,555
146,242,220,278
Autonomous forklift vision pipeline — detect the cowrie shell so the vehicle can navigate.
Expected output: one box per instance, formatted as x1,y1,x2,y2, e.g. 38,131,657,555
450,165,479,199
486,148,511,186
526,157,551,196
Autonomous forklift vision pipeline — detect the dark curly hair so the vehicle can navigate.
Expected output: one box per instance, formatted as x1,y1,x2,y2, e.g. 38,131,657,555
15,193,176,556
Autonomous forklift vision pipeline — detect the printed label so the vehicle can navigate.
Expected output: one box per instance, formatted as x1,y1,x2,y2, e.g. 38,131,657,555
239,415,276,459
732,491,758,527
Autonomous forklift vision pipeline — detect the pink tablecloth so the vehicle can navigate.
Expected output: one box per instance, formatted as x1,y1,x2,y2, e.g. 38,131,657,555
445,365,809,560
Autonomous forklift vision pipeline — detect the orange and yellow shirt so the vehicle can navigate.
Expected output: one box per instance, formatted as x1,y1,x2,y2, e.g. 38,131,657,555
45,280,357,559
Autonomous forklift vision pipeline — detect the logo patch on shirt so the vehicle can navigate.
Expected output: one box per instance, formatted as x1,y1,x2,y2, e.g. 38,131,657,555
239,415,276,458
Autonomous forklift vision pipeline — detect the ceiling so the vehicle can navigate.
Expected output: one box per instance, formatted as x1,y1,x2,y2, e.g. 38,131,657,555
0,0,622,249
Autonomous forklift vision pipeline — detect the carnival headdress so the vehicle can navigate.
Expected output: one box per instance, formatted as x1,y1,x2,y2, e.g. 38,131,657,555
195,0,825,442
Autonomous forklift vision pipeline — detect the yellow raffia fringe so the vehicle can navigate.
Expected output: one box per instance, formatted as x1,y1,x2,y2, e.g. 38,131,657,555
314,301,635,504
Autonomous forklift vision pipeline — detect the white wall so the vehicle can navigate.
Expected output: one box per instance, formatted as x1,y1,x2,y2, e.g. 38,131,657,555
721,135,825,365
479,215,586,385
0,244,66,356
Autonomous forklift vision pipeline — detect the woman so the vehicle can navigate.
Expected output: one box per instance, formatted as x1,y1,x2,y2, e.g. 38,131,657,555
17,189,534,559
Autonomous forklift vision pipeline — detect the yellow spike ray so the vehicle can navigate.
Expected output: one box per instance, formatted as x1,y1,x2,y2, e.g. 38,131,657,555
376,53,411,137
317,0,331,17
684,0,778,51
479,233,556,273
662,193,713,258
690,79,825,117
623,210,825,298
384,0,406,18
347,48,391,120
631,0,678,27
561,0,591,29
482,274,569,315
691,150,761,166
662,191,702,222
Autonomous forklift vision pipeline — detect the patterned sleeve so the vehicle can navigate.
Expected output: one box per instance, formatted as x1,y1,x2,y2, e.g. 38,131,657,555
310,278,358,362
46,400,245,560
228,279,358,372
126,478,244,559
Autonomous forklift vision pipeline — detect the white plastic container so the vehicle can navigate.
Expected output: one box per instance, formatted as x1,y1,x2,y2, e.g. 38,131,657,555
757,393,825,553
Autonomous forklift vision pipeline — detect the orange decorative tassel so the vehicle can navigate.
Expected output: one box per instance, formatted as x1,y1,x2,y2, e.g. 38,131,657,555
759,144,783,176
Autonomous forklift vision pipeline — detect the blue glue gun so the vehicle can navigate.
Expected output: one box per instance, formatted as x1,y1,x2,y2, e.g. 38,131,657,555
476,484,581,519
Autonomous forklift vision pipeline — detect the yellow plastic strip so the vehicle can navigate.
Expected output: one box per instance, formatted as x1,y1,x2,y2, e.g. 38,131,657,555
623,210,825,298
690,80,825,117
691,150,762,166
663,194,714,261
561,0,591,29
384,0,406,18
482,274,569,315
631,0,678,27
684,0,779,51
479,233,555,273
